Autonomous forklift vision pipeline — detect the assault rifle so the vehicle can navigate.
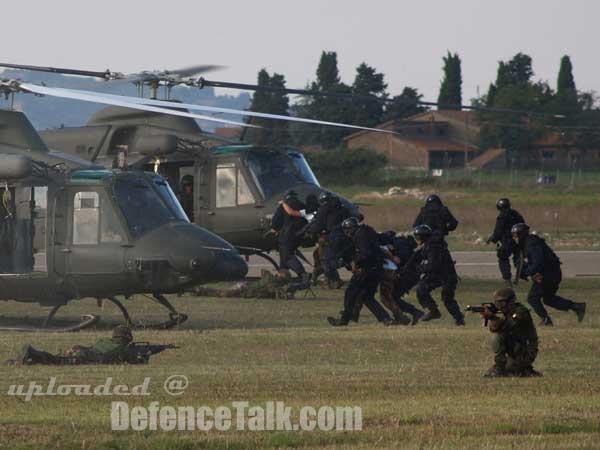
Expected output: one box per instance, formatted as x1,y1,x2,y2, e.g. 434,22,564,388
465,303,499,326
129,342,180,364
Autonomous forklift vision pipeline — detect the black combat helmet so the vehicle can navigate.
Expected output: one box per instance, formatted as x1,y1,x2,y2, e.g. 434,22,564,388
496,198,511,210
413,224,433,242
341,216,360,236
181,174,194,186
426,194,441,205
511,223,530,241
112,325,133,343
284,190,298,202
318,192,332,204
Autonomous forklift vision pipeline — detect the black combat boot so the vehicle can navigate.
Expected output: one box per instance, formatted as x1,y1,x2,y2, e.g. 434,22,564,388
327,316,349,327
389,313,411,326
421,308,442,322
410,309,424,325
539,316,554,326
572,302,586,322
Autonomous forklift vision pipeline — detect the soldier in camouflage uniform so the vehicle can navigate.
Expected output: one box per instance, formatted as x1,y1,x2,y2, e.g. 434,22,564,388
193,269,301,299
482,288,541,377
9,325,142,365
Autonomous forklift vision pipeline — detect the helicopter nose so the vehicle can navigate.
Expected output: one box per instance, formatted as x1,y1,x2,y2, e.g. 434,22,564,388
203,250,248,281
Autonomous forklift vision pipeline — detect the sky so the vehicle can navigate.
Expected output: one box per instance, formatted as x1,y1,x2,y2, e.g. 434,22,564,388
1,0,598,104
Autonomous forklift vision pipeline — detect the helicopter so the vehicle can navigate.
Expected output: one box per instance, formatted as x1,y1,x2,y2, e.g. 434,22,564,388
0,63,399,267
0,81,250,331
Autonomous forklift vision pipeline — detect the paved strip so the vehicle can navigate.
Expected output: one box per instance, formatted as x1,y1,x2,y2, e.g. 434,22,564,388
246,251,600,279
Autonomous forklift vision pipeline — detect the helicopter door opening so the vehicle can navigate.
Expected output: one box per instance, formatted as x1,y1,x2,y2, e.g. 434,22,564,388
0,186,48,275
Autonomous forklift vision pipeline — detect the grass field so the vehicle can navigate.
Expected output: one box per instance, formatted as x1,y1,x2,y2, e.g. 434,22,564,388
330,184,600,251
0,278,599,449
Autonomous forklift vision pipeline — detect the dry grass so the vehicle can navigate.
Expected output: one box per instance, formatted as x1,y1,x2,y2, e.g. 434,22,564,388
0,278,598,449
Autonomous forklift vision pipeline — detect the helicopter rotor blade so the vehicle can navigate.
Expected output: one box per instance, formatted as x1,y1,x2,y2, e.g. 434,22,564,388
168,65,225,78
198,79,566,119
19,83,259,128
34,86,398,134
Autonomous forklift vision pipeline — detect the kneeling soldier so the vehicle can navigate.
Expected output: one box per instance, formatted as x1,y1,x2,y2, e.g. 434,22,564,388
480,288,541,377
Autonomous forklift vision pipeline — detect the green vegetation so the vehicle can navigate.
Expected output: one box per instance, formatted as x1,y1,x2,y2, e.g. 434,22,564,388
0,278,599,448
305,147,387,185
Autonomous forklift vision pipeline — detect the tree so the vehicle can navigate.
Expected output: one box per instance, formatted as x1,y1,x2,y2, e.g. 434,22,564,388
477,53,553,157
383,87,428,121
348,62,387,127
244,68,290,146
437,52,462,109
294,51,353,148
552,55,580,116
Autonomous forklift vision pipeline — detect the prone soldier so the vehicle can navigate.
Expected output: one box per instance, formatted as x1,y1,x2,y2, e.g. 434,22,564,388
467,288,541,377
413,194,458,236
193,269,304,299
511,223,586,326
486,198,524,286
412,225,465,325
8,326,178,365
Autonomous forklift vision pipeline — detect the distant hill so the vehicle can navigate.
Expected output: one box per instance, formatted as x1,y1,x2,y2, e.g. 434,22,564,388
0,69,251,131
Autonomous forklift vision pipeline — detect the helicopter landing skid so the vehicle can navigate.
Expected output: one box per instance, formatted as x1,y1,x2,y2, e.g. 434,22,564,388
106,295,188,330
0,304,100,332
236,246,280,271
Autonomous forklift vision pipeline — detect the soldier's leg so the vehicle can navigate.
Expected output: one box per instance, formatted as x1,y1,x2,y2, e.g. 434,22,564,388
391,277,422,324
361,274,392,323
328,276,362,325
527,280,552,324
416,279,442,321
488,333,508,375
281,243,305,276
19,345,62,365
497,246,512,282
441,275,465,325
378,271,410,324
541,277,576,311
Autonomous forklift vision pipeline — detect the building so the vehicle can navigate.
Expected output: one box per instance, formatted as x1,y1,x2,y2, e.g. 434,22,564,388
343,110,480,170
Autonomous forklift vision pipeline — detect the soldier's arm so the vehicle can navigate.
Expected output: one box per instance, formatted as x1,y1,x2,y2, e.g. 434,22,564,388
488,215,504,243
413,210,423,228
444,208,459,232
524,244,544,277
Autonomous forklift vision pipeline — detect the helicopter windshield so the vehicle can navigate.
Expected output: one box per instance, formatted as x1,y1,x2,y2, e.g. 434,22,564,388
113,175,186,238
152,176,190,222
246,150,317,199
287,151,320,186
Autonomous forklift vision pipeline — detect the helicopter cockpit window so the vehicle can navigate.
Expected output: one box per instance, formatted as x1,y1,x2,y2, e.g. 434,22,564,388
114,176,180,238
246,151,303,199
216,164,255,208
287,151,320,186
73,192,100,245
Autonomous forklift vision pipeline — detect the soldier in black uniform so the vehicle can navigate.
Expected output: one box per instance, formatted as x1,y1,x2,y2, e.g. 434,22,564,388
412,225,465,325
480,288,541,377
486,198,524,285
413,194,458,235
327,217,393,326
271,190,308,280
309,192,350,288
511,223,586,326
178,175,194,221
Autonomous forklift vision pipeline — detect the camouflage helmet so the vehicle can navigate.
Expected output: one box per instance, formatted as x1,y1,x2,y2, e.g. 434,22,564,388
493,288,516,308
112,325,133,343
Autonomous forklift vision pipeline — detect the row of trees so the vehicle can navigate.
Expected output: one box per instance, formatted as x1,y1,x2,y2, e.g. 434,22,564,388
244,50,599,152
